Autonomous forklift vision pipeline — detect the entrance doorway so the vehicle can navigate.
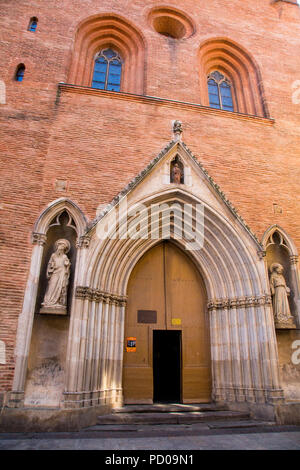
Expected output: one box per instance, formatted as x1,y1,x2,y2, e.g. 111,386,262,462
153,330,182,403
123,241,211,404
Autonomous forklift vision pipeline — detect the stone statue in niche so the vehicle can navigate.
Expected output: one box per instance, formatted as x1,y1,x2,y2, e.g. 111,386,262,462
40,239,71,315
269,263,295,329
170,158,184,184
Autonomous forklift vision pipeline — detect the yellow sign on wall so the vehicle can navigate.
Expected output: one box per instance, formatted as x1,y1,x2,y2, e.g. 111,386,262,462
126,337,136,352
171,318,182,326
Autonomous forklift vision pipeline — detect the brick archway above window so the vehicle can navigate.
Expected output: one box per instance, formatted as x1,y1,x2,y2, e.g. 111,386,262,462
199,38,269,118
68,14,146,94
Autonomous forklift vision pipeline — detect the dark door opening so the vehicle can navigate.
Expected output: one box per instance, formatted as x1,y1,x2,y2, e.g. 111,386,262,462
153,330,182,403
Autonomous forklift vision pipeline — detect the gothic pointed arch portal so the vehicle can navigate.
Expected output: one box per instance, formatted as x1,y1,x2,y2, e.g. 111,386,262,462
65,185,284,409
123,240,211,404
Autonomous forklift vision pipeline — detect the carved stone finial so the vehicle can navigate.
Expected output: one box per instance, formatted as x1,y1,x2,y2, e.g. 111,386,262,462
173,120,183,141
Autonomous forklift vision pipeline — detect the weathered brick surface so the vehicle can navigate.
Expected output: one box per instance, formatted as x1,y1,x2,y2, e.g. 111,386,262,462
0,0,300,391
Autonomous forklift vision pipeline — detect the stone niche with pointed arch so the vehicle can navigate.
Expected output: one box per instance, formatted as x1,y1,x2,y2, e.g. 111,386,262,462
24,209,80,408
198,38,269,117
262,226,300,402
68,13,146,94
36,210,78,316
263,226,299,324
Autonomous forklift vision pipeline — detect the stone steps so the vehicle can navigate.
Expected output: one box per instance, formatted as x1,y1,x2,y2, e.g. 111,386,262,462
112,403,228,414
97,404,251,425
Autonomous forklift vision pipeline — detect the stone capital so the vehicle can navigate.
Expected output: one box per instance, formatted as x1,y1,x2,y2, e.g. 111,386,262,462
75,285,127,306
76,235,90,248
257,250,266,260
32,232,47,246
290,255,299,265
208,294,272,311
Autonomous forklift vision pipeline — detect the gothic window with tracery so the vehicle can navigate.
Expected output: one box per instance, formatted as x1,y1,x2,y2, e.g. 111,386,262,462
207,71,234,112
92,49,122,92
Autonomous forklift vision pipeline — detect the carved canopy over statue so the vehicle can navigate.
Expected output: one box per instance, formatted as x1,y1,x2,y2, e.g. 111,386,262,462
269,263,295,329
40,239,71,315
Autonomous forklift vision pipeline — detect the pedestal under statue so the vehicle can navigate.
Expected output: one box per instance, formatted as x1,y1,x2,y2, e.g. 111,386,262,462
40,239,71,315
269,263,295,329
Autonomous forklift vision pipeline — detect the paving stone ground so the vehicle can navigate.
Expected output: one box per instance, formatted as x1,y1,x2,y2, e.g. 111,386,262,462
0,424,300,450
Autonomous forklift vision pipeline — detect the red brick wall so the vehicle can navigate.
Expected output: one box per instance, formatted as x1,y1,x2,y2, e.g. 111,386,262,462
0,0,300,392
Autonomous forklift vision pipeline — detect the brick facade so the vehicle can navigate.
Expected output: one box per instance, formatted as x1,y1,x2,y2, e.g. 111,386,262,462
0,0,300,397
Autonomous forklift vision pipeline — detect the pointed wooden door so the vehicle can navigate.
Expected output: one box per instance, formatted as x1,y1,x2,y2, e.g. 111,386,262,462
123,241,211,403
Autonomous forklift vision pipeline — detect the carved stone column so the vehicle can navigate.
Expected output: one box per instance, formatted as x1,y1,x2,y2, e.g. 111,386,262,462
207,301,224,402
111,300,126,406
236,299,253,402
290,255,300,326
227,302,243,402
63,286,127,409
63,236,91,408
208,294,284,406
262,302,285,403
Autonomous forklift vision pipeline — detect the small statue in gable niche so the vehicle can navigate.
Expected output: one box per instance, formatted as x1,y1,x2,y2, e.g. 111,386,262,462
170,158,184,184
40,239,71,315
269,263,295,329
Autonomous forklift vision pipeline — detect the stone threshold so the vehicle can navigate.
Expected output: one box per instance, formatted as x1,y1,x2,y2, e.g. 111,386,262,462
113,403,228,413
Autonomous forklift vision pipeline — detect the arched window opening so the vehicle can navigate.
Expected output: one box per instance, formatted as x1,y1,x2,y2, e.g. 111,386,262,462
207,71,234,112
199,39,269,117
15,64,25,82
92,49,122,92
28,17,38,32
68,14,145,94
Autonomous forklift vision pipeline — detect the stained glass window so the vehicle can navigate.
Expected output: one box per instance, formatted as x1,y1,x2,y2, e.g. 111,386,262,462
207,71,234,112
92,49,122,92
